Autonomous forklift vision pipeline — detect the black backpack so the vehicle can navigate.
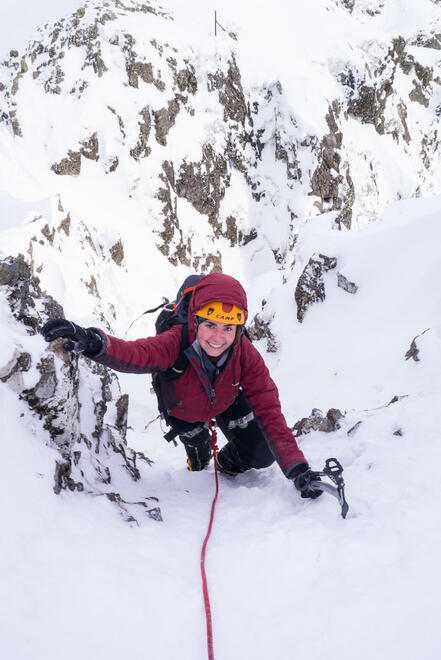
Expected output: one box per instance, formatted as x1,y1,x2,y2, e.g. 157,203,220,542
154,274,203,336
148,275,202,421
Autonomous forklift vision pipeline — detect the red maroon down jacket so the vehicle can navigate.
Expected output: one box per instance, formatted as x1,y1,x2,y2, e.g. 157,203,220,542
92,272,307,476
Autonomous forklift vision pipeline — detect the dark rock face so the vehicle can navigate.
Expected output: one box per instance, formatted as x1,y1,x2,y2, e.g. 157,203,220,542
310,103,344,215
127,60,154,88
335,166,355,230
339,1,385,17
51,150,82,176
247,313,279,353
293,408,345,436
51,134,99,173
155,142,232,268
1,0,441,277
175,66,197,95
347,82,389,130
275,128,301,182
154,98,180,146
122,31,167,91
0,350,32,390
0,254,160,524
337,272,358,294
6,6,263,270
208,55,247,124
295,254,337,322
174,144,229,223
130,106,152,160
151,53,277,268
340,0,355,11
405,329,429,362
110,239,124,266
156,163,191,267
341,35,435,145
105,155,119,172
0,254,63,331
80,132,99,160
311,134,343,210
151,56,274,268
405,339,420,362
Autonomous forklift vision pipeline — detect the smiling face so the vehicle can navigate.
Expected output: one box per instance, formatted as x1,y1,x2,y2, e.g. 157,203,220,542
197,319,237,357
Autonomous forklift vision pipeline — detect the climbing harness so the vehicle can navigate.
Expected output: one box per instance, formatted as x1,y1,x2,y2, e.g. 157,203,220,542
200,421,219,660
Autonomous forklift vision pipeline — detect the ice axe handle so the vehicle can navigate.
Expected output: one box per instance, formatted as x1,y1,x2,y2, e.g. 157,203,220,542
323,457,344,478
315,457,349,519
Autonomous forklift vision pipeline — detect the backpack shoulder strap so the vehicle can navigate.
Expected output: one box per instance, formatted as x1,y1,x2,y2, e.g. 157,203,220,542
171,323,190,375
155,323,190,382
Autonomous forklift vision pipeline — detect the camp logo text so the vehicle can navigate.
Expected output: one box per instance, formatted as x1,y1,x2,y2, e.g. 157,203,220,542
215,314,235,322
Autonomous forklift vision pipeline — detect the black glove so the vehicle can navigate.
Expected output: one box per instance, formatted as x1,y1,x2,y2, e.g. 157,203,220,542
289,463,323,500
41,319,103,356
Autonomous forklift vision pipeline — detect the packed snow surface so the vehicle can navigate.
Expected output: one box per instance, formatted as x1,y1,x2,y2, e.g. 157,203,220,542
1,1,441,659
2,196,441,660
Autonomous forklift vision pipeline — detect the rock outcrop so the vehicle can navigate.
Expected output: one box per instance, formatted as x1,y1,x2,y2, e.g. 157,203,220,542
1,0,440,273
0,255,160,525
293,408,345,436
405,328,430,362
295,254,337,322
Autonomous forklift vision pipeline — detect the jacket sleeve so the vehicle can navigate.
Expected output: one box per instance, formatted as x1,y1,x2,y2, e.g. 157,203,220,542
239,337,307,476
89,324,183,374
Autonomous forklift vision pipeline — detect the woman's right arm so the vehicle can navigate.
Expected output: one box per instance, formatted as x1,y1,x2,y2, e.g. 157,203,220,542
41,318,183,375
92,324,183,374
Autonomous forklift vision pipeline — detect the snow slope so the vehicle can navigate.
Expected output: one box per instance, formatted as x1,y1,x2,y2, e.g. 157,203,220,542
2,196,441,660
1,1,441,659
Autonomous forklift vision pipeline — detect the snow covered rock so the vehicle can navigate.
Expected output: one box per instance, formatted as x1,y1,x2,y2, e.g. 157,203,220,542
0,254,160,524
247,308,279,353
404,328,430,362
294,253,337,322
337,271,358,294
293,407,345,435
1,0,440,277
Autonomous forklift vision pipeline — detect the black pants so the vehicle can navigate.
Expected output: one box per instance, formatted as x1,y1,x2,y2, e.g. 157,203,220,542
168,390,275,472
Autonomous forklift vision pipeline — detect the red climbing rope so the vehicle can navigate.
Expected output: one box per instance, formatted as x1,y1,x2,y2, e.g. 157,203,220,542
200,420,219,660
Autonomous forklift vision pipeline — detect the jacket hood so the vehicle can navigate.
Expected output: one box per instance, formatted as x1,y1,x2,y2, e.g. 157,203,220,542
188,272,248,341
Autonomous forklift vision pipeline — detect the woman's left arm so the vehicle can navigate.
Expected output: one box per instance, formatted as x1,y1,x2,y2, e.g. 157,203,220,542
239,337,308,476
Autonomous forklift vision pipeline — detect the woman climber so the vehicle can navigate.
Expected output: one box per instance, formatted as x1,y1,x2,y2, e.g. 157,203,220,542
41,272,323,499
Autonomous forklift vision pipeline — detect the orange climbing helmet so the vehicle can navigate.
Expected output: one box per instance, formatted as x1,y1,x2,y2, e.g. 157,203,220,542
196,301,245,325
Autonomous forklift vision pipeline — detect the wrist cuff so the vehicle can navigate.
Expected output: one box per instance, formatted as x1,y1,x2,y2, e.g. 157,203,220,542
287,462,309,480
84,328,106,357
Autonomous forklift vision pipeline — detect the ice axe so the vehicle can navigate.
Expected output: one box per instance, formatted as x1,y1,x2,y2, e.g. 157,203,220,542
311,458,349,519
